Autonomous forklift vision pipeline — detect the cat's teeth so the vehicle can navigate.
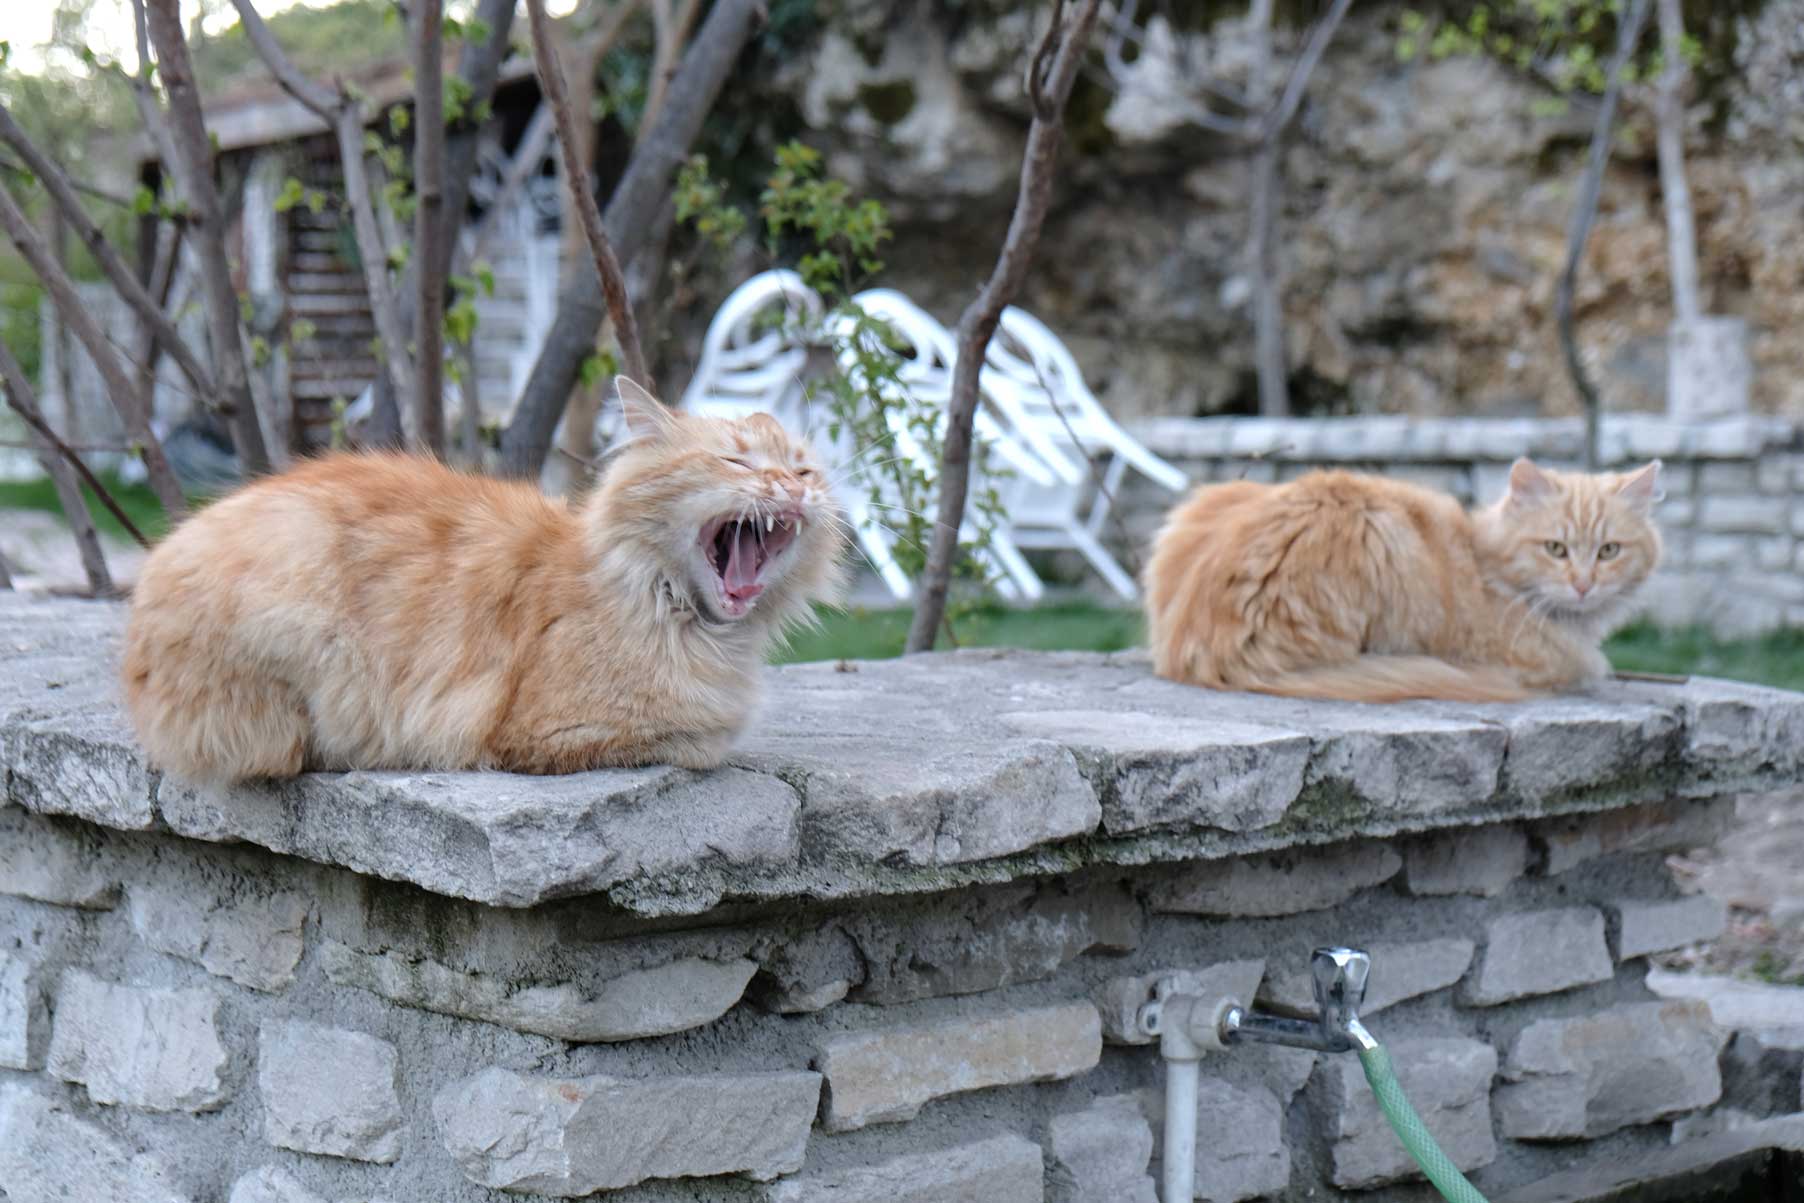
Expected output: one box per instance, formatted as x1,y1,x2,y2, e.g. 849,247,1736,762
767,515,774,532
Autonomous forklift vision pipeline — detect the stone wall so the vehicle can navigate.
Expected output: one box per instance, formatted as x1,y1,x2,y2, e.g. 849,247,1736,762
5,594,1804,1203
1111,414,1804,636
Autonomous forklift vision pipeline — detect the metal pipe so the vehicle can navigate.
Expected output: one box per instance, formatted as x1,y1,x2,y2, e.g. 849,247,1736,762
1162,1056,1199,1203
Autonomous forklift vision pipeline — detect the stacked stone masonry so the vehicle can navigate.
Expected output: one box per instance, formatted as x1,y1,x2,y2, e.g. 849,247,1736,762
1119,415,1804,637
2,594,1803,1201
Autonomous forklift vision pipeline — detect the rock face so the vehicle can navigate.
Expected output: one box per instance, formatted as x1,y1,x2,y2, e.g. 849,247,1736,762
0,1084,193,1203
706,0,1804,423
257,1021,404,1163
45,973,230,1112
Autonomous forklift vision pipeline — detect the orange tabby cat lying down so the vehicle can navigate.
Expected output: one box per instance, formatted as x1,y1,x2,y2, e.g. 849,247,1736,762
1144,457,1662,703
122,380,844,782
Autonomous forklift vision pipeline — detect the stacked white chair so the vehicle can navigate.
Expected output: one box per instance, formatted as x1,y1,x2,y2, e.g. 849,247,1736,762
679,269,1188,603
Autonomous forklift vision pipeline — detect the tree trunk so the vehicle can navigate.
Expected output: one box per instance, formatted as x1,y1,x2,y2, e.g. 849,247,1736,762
904,0,1105,654
142,0,273,477
1557,0,1651,469
1655,0,1700,326
366,0,519,447
497,0,764,479
1245,0,1288,416
413,0,447,457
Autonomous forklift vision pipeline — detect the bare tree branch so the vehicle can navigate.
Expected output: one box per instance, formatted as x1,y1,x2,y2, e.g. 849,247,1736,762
499,0,765,478
226,0,419,438
0,339,130,596
1557,0,1650,470
525,0,650,390
905,0,1105,654
365,0,519,446
644,0,703,136
0,547,12,591
414,0,448,456
0,177,187,518
142,0,273,477
1254,0,1353,144
0,155,164,215
0,103,224,419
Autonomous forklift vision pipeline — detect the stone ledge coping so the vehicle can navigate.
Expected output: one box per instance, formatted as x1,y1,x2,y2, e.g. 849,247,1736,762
1128,415,1802,465
5,594,1802,916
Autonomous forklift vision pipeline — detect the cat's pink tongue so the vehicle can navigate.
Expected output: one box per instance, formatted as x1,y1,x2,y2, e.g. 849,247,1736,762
723,524,764,601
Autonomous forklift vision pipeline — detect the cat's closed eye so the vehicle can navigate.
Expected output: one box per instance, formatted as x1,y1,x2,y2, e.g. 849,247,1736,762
1544,540,1568,558
1598,541,1621,560
722,457,754,471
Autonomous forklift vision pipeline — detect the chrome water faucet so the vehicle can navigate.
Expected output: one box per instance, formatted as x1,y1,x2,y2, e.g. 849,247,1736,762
1220,946,1378,1053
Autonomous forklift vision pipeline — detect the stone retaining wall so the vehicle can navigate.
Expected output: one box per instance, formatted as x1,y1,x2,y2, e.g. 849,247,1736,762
1116,416,1804,636
4,593,1804,1202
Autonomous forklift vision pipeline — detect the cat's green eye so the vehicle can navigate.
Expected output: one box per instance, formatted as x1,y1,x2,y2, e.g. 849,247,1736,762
1544,540,1568,558
1598,541,1621,560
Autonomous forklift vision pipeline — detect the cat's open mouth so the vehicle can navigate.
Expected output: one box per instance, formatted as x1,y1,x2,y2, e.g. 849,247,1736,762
700,511,802,618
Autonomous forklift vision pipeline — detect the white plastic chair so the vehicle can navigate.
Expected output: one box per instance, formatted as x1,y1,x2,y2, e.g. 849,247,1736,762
678,269,821,427
828,297,1063,602
973,305,1190,599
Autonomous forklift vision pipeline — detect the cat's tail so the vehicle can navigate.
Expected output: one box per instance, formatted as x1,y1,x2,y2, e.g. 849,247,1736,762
1247,655,1535,704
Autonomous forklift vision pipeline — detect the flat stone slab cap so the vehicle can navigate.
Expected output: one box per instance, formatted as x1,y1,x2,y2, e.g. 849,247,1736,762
5,594,1803,915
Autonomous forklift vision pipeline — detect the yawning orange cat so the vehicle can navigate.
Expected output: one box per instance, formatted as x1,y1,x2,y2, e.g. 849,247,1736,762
122,380,844,782
1144,458,1662,703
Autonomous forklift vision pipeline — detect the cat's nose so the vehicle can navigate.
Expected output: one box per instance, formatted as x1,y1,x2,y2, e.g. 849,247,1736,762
1573,580,1593,597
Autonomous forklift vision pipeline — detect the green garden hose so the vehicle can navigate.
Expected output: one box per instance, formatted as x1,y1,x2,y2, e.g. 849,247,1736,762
1356,1042,1492,1203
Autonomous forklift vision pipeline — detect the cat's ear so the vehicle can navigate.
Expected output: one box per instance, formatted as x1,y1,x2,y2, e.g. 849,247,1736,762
1615,459,1664,512
616,376,680,442
1505,457,1558,507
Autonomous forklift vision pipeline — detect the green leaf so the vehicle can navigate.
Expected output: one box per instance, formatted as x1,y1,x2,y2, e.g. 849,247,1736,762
274,177,307,213
132,185,157,215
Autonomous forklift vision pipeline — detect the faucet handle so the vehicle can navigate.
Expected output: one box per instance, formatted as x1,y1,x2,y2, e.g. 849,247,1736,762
1310,947,1370,1044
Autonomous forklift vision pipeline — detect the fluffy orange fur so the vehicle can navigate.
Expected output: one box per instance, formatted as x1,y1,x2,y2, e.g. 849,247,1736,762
122,380,845,783
1144,458,1663,703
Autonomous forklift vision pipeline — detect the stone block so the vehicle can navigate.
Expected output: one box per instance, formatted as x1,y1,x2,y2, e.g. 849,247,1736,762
1699,496,1787,535
322,941,756,1041
1097,959,1265,1045
1261,938,1473,1016
1152,842,1401,917
1497,698,1680,802
1535,798,1735,876
1690,533,1754,570
816,1001,1101,1130
5,708,158,830
0,805,118,908
0,1084,192,1203
1323,1037,1497,1188
129,859,308,992
230,1167,327,1203
1497,1000,1725,1139
1144,1078,1290,1201
763,1133,1045,1203
1048,1094,1157,1203
46,972,230,1112
1609,895,1728,960
749,925,863,1013
435,1065,821,1194
852,882,1141,1006
1465,907,1613,1005
258,1020,403,1163
1403,825,1529,897
1000,709,1309,835
0,950,50,1069
1698,463,1759,494
1757,536,1795,571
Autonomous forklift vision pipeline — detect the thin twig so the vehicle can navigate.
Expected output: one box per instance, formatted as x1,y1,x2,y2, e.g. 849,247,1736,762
1557,0,1651,470
905,0,1103,654
0,102,223,416
0,174,187,518
524,0,650,389
0,338,149,555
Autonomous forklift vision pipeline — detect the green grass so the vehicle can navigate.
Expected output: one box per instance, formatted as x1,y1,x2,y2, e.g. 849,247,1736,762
1605,620,1804,693
778,602,1804,691
0,472,179,543
775,600,1146,663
